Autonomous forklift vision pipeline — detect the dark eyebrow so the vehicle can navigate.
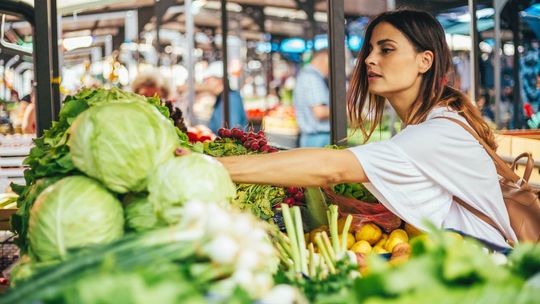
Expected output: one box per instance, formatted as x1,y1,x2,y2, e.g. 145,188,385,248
369,39,397,47
377,39,397,45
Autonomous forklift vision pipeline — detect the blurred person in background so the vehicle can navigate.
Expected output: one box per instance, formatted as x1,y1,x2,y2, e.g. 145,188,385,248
293,49,331,147
202,61,248,134
21,91,36,134
131,70,170,100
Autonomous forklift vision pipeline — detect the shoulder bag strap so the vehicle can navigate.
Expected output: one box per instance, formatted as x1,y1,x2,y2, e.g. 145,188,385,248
433,116,515,246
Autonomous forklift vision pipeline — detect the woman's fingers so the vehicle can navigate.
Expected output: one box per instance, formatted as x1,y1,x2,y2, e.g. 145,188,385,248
175,147,192,156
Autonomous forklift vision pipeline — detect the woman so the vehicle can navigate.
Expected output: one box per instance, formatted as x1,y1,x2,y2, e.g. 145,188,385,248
191,10,516,249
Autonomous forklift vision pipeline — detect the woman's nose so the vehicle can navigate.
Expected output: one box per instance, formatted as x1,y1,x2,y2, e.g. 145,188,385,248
365,51,376,66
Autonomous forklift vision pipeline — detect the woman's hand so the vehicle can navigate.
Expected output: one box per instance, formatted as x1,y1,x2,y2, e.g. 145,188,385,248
175,147,192,156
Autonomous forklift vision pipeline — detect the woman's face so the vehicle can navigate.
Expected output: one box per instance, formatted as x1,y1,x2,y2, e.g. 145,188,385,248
364,22,430,98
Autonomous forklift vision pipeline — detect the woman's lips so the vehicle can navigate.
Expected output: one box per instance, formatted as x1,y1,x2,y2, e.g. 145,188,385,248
367,71,382,81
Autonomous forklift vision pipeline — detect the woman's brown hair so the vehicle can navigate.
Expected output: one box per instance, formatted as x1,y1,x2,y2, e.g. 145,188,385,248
347,9,497,150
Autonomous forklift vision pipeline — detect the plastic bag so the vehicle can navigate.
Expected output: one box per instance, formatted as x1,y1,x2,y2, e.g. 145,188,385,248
323,188,402,232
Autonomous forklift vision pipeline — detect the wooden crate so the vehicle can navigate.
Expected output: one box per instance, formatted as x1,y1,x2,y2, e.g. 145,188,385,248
0,209,17,231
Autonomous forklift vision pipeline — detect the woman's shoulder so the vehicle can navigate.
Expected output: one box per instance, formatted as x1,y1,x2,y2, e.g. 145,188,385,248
391,107,476,152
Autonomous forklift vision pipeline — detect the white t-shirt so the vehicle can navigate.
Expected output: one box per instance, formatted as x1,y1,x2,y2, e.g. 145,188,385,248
348,107,517,248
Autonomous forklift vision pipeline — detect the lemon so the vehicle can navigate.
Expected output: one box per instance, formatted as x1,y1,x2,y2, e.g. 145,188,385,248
355,223,383,245
389,229,409,242
351,240,372,254
372,245,389,254
404,223,423,237
385,236,406,252
375,233,389,247
337,233,356,249
309,225,328,243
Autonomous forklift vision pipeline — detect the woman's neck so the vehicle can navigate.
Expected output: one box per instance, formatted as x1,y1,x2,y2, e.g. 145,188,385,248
385,76,423,122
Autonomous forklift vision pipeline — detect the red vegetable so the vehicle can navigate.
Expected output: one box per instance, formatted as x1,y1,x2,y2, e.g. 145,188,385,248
250,142,260,151
284,197,296,206
293,191,304,201
287,187,299,195
222,129,232,138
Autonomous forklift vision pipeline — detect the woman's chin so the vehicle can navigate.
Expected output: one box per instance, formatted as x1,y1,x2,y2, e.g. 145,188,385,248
368,88,387,97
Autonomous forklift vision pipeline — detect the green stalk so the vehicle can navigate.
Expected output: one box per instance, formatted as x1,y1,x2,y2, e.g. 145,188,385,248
293,206,308,274
278,232,293,258
340,214,353,255
275,243,292,267
314,233,336,274
328,205,340,256
321,231,336,261
308,243,316,277
281,204,301,273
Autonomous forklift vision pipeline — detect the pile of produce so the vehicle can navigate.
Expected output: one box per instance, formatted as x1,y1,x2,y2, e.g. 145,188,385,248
5,88,285,303
315,227,540,304
203,127,307,225
308,221,421,262
4,201,282,303
3,87,539,304
273,205,358,302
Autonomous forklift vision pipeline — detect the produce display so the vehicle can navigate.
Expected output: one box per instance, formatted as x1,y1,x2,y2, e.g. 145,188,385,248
2,88,539,304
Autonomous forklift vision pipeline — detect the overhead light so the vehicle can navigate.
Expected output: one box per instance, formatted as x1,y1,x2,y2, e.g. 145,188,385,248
62,35,93,51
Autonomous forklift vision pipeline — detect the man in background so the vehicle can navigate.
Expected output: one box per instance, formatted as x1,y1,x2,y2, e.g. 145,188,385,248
293,49,330,147
202,61,248,134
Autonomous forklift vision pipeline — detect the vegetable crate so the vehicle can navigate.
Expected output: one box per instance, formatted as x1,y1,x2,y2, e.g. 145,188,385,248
0,231,18,273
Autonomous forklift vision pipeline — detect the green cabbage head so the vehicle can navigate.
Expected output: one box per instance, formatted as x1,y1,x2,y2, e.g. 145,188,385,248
148,154,236,225
124,194,161,232
69,101,179,193
28,176,124,261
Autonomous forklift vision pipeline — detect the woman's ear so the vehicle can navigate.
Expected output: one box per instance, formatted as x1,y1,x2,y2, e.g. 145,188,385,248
418,50,434,74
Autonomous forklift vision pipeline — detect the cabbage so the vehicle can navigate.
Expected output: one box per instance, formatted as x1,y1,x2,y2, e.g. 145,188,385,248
28,176,124,261
69,101,179,193
124,194,161,232
148,154,236,225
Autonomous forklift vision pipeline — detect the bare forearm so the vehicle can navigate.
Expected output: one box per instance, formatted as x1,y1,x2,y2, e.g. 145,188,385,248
218,148,367,187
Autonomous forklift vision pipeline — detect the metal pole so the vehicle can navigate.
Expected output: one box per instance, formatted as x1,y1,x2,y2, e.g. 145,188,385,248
494,0,506,128
328,0,347,145
185,0,196,124
50,0,60,120
510,1,522,129
387,0,398,135
34,0,54,136
221,0,230,128
468,0,479,103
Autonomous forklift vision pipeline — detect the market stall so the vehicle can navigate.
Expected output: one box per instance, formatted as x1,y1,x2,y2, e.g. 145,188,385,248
0,0,539,302
0,87,538,303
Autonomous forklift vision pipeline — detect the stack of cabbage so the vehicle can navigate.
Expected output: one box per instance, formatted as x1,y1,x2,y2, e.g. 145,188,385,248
11,88,236,264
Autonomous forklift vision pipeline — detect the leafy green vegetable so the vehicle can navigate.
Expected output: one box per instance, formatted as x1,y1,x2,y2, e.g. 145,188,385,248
57,263,207,304
12,88,181,254
69,101,179,193
315,227,540,304
123,194,162,232
232,184,285,220
203,137,250,157
332,182,377,203
11,177,62,254
28,176,124,261
276,259,357,303
147,153,236,225
508,243,540,279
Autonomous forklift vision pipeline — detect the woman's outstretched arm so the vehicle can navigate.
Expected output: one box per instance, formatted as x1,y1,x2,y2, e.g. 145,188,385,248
218,148,368,187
